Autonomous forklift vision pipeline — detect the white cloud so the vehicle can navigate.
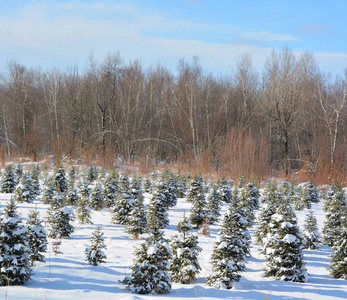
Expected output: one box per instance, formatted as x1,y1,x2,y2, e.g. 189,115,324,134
0,1,344,76
242,31,301,42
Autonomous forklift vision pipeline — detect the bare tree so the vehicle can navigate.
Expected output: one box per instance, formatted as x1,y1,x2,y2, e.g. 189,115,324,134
312,71,347,171
262,48,312,174
87,52,122,153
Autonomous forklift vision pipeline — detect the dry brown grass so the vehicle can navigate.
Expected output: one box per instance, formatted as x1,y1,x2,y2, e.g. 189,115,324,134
1,138,346,185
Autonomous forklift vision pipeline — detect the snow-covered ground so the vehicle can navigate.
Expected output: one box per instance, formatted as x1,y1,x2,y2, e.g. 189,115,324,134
0,190,347,300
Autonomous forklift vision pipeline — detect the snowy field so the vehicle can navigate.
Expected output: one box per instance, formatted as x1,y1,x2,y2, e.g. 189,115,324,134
0,189,347,300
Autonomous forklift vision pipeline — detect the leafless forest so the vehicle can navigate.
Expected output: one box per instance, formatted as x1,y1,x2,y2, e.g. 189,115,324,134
0,48,346,182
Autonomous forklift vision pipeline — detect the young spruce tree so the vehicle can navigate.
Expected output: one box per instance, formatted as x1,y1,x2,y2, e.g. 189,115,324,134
329,218,347,279
188,175,207,229
1,165,16,193
46,194,75,239
26,210,48,266
322,183,346,247
85,226,107,266
14,174,35,203
122,209,172,294
263,196,308,282
0,200,32,285
170,215,202,283
206,202,250,289
303,210,321,250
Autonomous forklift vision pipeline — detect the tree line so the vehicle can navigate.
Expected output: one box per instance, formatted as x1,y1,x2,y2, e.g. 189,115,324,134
0,47,346,180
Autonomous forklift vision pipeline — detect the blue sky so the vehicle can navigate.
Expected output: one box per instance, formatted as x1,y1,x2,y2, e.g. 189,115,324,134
0,0,346,75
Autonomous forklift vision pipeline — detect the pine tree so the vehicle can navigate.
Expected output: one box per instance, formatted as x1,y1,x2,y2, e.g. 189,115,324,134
164,176,178,208
263,199,308,282
41,175,57,205
238,176,246,188
256,201,279,247
103,171,119,208
322,184,346,247
238,187,256,227
243,181,260,210
26,210,48,266
143,177,152,193
131,176,144,202
303,210,321,250
90,183,105,210
46,194,75,239
307,181,319,203
68,166,78,187
86,165,98,183
76,195,93,225
147,183,169,229
0,200,32,285
217,177,233,204
54,166,68,194
66,184,80,206
1,165,16,193
15,164,23,184
30,165,41,197
112,175,135,225
292,186,305,210
206,183,222,224
329,219,347,279
176,173,187,198
188,175,207,229
170,216,202,283
262,180,278,204
206,203,250,289
14,174,35,203
85,226,107,266
125,191,147,239
122,217,172,294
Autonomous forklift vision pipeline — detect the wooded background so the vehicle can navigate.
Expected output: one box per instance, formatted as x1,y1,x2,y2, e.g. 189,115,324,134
0,48,346,181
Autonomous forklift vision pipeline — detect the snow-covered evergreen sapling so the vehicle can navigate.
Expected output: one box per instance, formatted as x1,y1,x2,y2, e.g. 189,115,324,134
54,165,68,194
243,181,260,210
263,197,308,282
15,164,23,183
29,165,41,197
238,187,256,227
86,165,98,183
122,215,172,294
188,175,207,229
303,210,321,250
329,218,347,279
14,173,35,203
322,183,346,247
175,173,188,198
170,215,202,284
0,165,16,193
46,194,75,239
206,203,250,289
307,181,319,203
0,200,32,285
206,183,222,225
112,174,134,225
68,166,78,187
85,226,107,266
238,176,246,188
103,171,119,208
217,177,233,204
76,194,93,225
41,175,57,204
26,210,48,266
125,190,147,239
66,184,80,206
143,177,152,193
90,183,105,210
147,182,170,229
